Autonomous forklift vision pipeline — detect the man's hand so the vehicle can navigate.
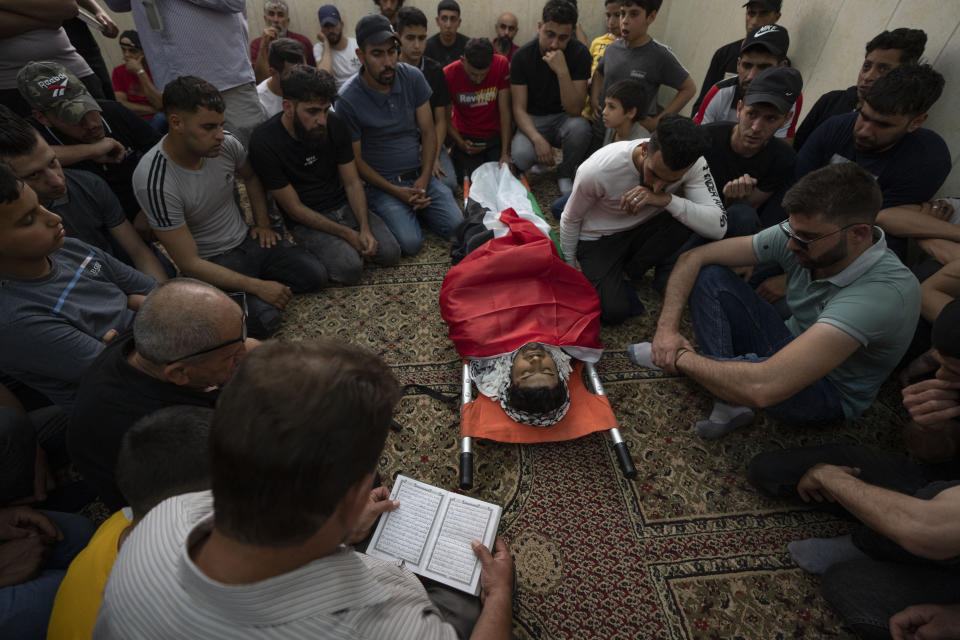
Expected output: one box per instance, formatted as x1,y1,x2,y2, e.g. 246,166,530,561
358,227,378,257
394,186,431,211
101,328,119,344
591,99,603,122
460,139,484,155
254,280,293,310
920,199,955,222
651,328,694,373
345,486,398,545
410,175,432,210
639,114,660,132
796,463,860,503
756,274,787,303
533,136,555,166
124,53,145,76
890,602,960,640
0,536,53,588
431,160,448,180
498,151,510,168
250,225,280,248
0,506,62,542
620,185,671,214
472,537,514,604
722,174,758,202
262,26,279,44
902,377,960,426
316,30,328,47
90,137,126,164
542,49,569,78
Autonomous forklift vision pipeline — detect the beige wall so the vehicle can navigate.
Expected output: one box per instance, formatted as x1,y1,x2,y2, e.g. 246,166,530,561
92,0,958,194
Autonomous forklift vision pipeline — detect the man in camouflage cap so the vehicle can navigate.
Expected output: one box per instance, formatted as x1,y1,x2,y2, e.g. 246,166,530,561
17,61,160,224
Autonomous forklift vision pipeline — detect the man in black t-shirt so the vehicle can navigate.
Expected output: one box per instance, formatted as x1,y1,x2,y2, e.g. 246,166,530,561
703,66,798,229
793,28,926,151
510,0,592,196
692,0,781,115
424,0,469,67
249,66,399,285
68,279,252,510
17,62,160,223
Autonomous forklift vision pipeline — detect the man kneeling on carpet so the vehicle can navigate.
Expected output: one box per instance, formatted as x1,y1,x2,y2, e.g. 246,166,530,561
630,162,920,438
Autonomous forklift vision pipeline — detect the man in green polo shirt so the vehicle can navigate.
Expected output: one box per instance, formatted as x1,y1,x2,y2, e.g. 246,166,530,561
628,162,920,438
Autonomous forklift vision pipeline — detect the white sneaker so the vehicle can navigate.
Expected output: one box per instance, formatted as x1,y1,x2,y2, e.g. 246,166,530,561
557,178,573,196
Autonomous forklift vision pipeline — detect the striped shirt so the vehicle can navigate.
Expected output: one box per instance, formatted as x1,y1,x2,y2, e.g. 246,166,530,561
133,134,249,259
94,491,460,640
103,0,254,92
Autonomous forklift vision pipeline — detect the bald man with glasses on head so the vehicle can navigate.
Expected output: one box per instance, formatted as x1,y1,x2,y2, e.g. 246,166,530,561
68,279,259,511
628,162,921,440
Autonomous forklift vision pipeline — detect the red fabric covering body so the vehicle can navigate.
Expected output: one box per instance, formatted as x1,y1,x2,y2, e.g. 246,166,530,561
439,208,602,358
461,361,617,443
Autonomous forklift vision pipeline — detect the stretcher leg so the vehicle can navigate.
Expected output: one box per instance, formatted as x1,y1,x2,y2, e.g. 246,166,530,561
584,363,638,480
460,362,474,489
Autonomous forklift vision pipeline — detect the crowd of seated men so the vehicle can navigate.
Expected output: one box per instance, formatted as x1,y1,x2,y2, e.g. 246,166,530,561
0,0,957,637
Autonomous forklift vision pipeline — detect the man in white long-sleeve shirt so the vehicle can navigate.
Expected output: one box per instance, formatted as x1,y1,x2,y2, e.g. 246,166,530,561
560,115,725,324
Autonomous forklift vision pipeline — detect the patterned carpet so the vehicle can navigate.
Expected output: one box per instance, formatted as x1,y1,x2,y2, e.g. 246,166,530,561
274,175,907,639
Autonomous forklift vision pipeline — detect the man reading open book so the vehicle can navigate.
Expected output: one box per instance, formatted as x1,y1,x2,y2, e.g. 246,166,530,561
94,339,514,640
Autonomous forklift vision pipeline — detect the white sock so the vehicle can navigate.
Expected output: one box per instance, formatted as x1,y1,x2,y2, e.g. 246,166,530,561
694,401,755,439
626,342,660,370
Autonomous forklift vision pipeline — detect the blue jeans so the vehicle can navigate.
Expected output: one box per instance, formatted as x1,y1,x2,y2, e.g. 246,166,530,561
365,176,464,256
689,264,845,426
0,510,95,639
510,113,591,180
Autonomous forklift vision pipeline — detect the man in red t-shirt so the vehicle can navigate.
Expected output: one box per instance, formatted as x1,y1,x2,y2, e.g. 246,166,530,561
111,30,163,124
444,38,512,182
250,1,317,83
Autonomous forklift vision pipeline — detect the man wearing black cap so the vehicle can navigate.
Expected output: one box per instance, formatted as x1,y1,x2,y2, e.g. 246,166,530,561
692,0,782,115
694,24,801,142
335,14,463,256
314,4,362,91
424,0,470,67
702,66,799,224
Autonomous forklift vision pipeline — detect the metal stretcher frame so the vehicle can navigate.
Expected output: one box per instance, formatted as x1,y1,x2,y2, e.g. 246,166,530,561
458,361,638,489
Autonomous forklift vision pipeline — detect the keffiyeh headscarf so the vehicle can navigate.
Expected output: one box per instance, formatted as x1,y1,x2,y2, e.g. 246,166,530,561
469,343,572,427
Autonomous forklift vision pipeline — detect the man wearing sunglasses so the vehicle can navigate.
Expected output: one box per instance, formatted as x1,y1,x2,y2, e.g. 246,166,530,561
629,162,920,439
69,279,255,511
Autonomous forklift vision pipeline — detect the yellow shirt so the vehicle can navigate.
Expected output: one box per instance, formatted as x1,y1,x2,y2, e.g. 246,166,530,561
47,510,132,640
583,33,618,118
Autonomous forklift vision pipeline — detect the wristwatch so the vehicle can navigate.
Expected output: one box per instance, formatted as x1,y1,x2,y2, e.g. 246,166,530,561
136,69,146,76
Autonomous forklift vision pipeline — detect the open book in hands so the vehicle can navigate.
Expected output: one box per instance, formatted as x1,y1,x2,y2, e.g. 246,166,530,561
366,475,502,596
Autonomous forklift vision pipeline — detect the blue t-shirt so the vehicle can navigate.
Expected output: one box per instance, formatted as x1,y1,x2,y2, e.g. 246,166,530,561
335,63,432,179
0,238,156,410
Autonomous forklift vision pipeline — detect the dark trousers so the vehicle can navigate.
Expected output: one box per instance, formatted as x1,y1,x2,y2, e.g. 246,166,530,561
577,212,692,324
0,407,70,504
451,136,502,183
748,444,960,639
208,236,327,338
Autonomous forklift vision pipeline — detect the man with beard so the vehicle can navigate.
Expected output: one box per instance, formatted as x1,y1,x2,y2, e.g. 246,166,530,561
795,64,951,263
249,66,399,285
793,28,926,151
313,5,362,91
132,76,327,338
250,0,316,84
629,163,920,439
492,12,519,61
375,0,404,29
335,14,463,256
69,279,255,511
